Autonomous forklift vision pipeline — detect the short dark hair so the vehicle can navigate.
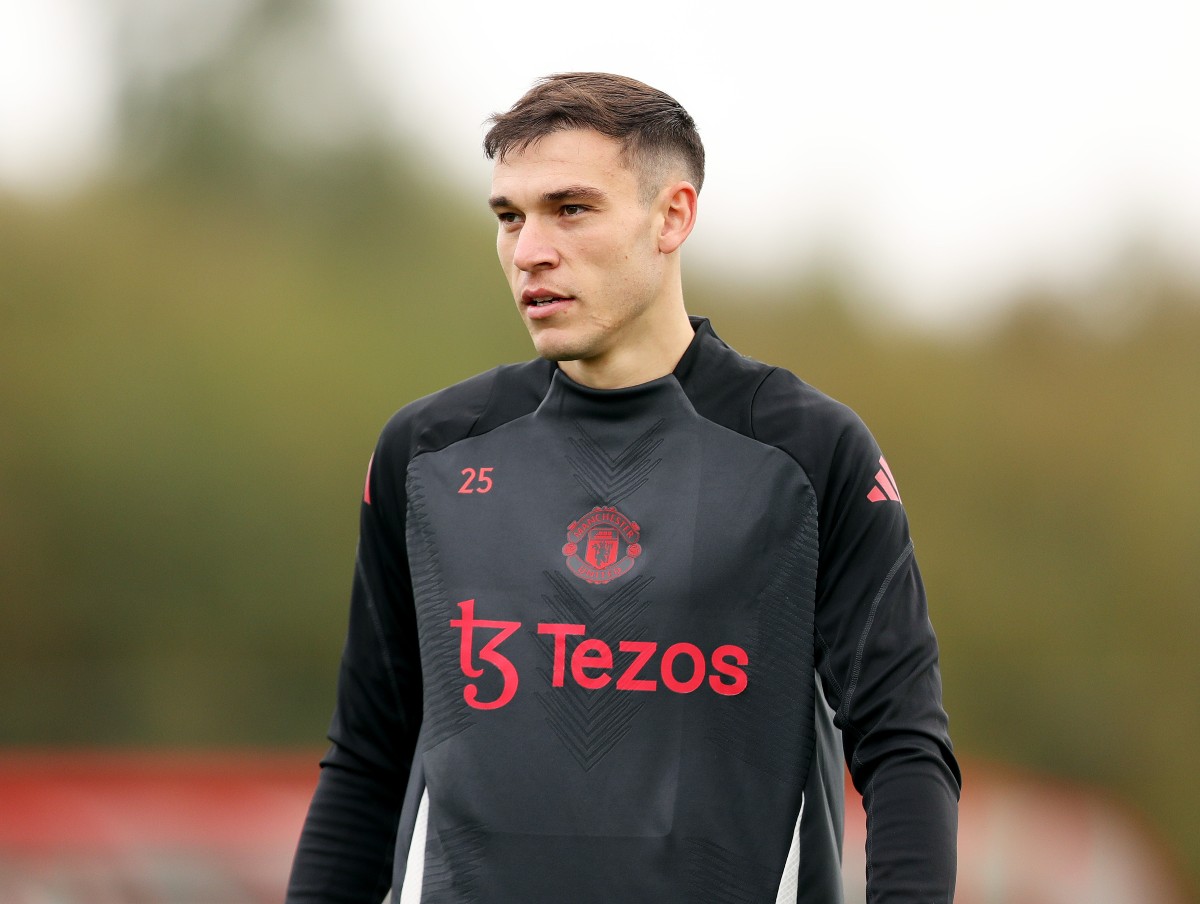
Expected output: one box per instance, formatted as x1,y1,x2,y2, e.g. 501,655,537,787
483,72,705,197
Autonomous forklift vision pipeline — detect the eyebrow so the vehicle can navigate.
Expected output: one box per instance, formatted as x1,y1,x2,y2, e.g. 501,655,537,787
488,185,609,210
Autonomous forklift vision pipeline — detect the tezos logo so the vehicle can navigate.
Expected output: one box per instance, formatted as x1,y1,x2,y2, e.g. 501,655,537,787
450,598,749,711
562,506,642,584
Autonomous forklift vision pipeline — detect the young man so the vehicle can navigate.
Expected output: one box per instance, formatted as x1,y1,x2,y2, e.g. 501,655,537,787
287,73,960,903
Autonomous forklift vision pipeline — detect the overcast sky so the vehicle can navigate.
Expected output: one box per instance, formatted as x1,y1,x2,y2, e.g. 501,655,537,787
3,0,1199,326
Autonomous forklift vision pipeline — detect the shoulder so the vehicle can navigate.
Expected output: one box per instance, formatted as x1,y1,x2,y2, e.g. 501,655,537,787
752,366,886,512
752,367,920,558
378,358,554,462
753,366,873,458
678,317,862,444
680,319,882,503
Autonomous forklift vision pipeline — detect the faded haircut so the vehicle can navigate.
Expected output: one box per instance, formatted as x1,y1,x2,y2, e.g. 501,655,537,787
483,72,705,201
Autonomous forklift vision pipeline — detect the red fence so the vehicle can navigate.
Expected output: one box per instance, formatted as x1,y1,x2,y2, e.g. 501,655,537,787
0,751,1190,903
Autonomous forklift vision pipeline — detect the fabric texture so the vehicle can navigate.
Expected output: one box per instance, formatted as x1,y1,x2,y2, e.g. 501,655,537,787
286,317,960,903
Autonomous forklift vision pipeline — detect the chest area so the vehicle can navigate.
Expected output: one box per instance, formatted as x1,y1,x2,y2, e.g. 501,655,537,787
406,413,815,634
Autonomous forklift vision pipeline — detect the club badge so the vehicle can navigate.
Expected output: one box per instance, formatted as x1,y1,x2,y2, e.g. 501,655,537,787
562,506,642,584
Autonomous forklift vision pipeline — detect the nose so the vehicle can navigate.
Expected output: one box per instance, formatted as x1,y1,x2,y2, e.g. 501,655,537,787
512,217,559,272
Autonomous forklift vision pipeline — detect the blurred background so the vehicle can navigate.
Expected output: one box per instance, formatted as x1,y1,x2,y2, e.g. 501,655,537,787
1,0,1197,901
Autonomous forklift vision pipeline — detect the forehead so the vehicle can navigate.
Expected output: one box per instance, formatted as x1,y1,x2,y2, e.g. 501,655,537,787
489,129,638,199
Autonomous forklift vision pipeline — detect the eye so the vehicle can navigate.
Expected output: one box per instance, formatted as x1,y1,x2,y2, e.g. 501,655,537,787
496,211,522,228
561,204,588,217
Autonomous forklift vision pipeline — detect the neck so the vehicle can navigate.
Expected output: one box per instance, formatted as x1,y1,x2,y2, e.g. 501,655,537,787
558,295,695,390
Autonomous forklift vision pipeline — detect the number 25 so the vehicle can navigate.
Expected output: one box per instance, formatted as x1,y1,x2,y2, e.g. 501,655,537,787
458,467,494,494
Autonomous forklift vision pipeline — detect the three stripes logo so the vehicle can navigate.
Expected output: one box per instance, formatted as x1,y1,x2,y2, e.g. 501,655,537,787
866,456,902,504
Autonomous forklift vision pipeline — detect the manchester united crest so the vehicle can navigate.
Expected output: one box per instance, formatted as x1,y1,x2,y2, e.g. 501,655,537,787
562,506,642,584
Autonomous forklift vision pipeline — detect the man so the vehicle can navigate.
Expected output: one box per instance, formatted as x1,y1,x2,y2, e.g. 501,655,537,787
287,72,960,903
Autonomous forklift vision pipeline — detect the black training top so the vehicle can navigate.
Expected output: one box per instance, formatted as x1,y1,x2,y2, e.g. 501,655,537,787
287,317,960,903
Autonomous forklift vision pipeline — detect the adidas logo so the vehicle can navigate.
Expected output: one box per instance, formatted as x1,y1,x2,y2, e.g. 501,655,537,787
866,456,902,504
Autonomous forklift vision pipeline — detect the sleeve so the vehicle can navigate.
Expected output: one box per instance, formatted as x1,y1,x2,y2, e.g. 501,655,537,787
286,428,425,903
810,414,961,902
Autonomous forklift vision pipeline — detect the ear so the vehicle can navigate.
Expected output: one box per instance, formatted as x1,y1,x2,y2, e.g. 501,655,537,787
657,181,699,254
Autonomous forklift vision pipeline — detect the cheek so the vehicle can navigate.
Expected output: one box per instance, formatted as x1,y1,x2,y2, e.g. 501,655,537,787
597,230,645,271
614,233,661,283
496,239,519,281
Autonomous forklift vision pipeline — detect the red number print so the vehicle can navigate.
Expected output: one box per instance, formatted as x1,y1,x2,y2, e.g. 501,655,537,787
458,467,495,494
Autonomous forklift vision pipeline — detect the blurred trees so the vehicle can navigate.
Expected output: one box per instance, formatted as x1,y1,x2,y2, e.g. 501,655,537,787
0,0,1196,891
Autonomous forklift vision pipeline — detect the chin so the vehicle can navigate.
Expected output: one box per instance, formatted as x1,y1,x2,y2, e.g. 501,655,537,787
528,331,594,364
535,345,586,364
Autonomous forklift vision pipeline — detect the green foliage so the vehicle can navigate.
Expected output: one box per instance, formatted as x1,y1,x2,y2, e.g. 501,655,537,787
0,164,525,741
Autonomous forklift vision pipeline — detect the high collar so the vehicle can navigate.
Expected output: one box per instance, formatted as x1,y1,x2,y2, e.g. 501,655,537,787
535,366,693,424
671,315,725,387
532,315,725,423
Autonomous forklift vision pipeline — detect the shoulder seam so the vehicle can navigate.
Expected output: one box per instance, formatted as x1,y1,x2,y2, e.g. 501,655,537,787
407,364,544,459
746,365,781,444
746,367,826,524
466,365,502,438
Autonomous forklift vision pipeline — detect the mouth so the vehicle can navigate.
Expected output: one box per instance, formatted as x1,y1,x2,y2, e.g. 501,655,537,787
521,290,575,318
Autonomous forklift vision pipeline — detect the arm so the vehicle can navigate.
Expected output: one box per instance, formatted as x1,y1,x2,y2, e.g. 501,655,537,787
287,437,424,903
813,423,960,902
751,366,960,899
